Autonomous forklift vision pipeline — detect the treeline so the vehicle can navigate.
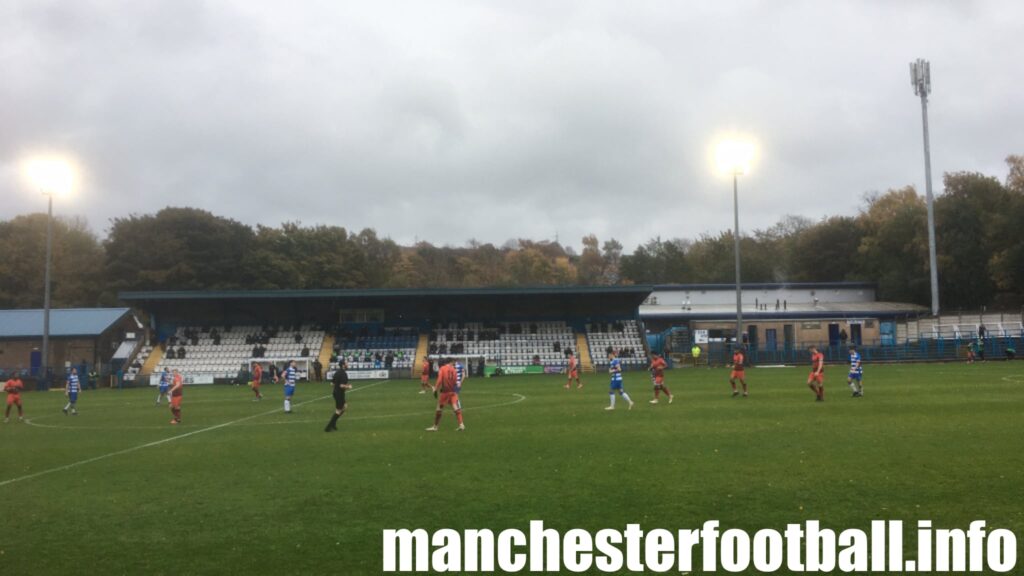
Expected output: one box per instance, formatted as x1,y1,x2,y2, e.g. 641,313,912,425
2,156,1022,311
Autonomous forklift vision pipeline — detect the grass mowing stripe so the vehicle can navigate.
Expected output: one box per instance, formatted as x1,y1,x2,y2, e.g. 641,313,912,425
0,380,387,487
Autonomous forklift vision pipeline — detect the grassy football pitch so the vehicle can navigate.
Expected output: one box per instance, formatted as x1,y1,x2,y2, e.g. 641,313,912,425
1,362,1022,575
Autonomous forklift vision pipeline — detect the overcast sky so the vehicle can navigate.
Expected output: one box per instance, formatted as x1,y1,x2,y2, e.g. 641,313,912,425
2,0,1022,252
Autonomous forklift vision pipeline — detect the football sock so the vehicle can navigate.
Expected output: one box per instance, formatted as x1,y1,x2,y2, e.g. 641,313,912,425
434,410,443,426
730,381,737,391
662,385,672,396
456,410,464,425
620,392,632,404
609,393,616,408
64,402,71,411
741,382,747,393
328,414,340,429
284,399,291,412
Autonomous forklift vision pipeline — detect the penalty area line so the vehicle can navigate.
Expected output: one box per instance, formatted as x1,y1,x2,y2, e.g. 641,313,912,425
1,380,387,487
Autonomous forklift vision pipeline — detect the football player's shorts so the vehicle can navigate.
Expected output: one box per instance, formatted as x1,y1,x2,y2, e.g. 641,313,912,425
333,394,347,410
848,372,862,381
283,384,296,398
6,393,21,406
170,396,182,409
730,370,745,380
609,379,623,391
67,392,79,403
437,392,461,410
808,373,824,384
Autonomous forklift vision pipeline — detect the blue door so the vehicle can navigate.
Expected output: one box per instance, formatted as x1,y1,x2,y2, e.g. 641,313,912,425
765,328,778,351
828,323,841,347
880,321,895,346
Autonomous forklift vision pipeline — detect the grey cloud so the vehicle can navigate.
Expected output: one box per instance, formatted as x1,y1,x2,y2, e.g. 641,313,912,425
2,0,1022,252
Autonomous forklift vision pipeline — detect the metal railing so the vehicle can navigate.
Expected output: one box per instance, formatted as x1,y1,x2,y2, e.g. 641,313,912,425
705,335,1020,367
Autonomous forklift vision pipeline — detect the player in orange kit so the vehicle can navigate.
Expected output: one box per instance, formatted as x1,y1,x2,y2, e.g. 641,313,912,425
250,361,263,401
565,352,582,390
419,357,432,394
4,374,25,423
807,345,825,402
169,369,184,424
648,353,673,404
730,346,749,397
425,359,464,432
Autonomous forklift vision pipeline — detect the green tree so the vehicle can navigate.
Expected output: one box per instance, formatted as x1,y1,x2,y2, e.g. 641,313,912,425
104,207,255,294
935,172,1009,309
621,237,692,284
789,216,864,282
0,214,105,308
577,235,604,285
856,188,929,304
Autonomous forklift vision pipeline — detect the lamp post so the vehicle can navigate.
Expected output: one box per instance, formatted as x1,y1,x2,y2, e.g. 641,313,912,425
910,58,940,317
715,139,756,347
26,157,75,382
732,171,742,345
42,191,53,382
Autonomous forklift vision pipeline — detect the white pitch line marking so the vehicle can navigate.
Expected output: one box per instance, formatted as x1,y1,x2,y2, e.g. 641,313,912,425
1,380,387,487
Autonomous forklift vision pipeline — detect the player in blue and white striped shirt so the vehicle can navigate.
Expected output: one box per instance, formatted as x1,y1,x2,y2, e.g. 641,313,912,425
156,367,171,406
847,345,864,398
605,351,634,411
454,360,467,394
63,368,81,415
280,360,298,413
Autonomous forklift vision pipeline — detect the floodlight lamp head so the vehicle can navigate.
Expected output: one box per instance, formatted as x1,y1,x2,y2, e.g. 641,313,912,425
715,138,756,177
24,156,77,198
910,58,931,97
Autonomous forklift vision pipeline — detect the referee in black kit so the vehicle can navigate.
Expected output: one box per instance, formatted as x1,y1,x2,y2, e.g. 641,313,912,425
325,359,352,432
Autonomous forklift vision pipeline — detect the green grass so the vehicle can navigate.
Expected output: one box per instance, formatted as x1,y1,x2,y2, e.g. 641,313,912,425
2,363,1023,575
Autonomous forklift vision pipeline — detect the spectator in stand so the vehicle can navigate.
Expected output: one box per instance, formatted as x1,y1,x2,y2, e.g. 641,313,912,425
313,358,323,381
